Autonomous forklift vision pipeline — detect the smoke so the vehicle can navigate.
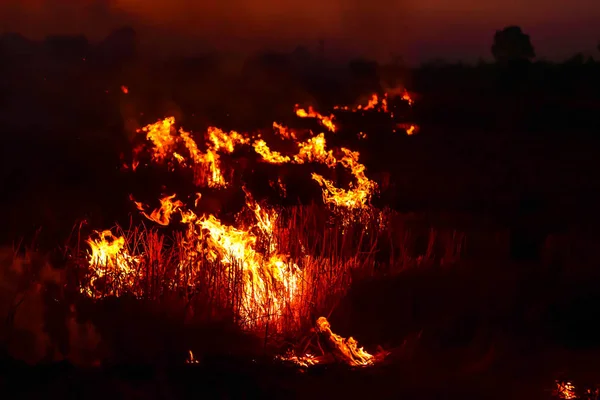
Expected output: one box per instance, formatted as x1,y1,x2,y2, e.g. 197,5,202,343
0,0,414,61
2,0,600,62
0,0,130,40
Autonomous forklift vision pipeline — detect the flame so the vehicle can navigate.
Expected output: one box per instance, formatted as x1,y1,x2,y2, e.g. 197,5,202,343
273,122,297,140
295,105,336,132
83,94,419,341
193,209,301,331
396,123,420,136
136,118,249,187
138,117,177,163
85,230,141,298
555,380,577,399
277,351,319,368
278,317,381,368
334,93,389,113
121,85,129,94
316,317,374,366
132,194,183,226
402,90,414,106
293,133,336,167
253,139,291,164
186,350,199,364
312,148,378,210
252,130,376,211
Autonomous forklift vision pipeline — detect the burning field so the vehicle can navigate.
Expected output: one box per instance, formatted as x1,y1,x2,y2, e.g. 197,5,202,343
79,91,418,367
3,86,600,399
1,91,433,370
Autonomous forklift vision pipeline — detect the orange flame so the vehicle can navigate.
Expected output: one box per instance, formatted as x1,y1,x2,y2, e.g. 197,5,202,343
85,230,141,298
295,105,336,132
555,380,577,399
316,317,374,366
334,93,389,113
132,194,183,226
85,95,412,338
273,122,297,140
136,118,249,188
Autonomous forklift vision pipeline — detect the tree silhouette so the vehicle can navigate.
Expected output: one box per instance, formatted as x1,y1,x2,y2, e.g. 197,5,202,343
491,26,535,64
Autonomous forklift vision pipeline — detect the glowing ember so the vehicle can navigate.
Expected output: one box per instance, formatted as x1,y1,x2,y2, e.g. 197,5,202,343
277,350,320,368
334,93,389,113
555,380,577,399
121,85,129,94
396,123,420,136
186,350,199,364
402,90,414,106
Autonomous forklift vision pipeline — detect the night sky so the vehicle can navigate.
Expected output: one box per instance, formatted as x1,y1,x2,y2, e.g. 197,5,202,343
1,0,598,63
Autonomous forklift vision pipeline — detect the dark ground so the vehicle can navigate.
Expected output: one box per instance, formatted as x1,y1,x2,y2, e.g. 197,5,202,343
2,347,600,399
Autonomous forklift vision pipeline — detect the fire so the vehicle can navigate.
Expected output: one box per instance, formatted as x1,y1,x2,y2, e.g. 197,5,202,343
555,380,577,399
279,317,376,368
273,122,297,140
312,148,378,211
277,351,319,368
335,93,389,113
85,230,141,298
138,117,177,163
121,85,129,94
253,139,291,164
186,350,199,364
132,194,183,226
81,93,419,362
402,90,414,106
253,130,376,211
396,123,420,136
177,200,302,332
293,133,336,167
316,317,374,366
295,105,336,132
135,119,249,187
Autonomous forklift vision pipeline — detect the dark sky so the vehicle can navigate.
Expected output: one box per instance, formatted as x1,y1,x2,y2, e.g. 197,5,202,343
1,0,599,63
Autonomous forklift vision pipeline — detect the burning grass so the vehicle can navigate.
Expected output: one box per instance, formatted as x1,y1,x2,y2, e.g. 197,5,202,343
2,91,437,367
66,91,439,366
68,204,466,365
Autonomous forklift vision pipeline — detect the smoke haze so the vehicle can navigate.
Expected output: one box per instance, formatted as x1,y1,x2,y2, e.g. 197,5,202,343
1,0,599,62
